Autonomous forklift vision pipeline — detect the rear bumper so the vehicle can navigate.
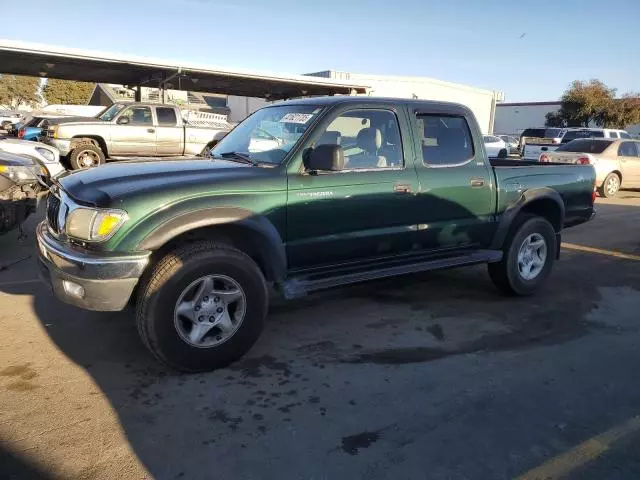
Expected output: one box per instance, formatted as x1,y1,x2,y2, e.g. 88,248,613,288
36,222,150,311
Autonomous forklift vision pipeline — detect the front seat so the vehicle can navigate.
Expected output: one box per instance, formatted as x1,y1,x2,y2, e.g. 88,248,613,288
347,127,387,169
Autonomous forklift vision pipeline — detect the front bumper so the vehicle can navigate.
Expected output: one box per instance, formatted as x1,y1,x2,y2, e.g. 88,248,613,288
36,222,151,311
43,138,71,156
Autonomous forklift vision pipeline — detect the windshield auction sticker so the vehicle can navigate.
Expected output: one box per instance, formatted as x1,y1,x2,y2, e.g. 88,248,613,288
279,113,314,124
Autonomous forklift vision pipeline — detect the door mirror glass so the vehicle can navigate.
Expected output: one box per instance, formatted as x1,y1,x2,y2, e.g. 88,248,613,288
117,116,130,125
305,144,344,172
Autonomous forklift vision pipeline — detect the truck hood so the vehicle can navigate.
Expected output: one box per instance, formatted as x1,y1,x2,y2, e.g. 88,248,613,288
57,158,272,208
48,116,102,125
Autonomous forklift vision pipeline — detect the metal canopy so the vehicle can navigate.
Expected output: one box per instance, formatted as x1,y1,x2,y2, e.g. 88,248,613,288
0,39,369,99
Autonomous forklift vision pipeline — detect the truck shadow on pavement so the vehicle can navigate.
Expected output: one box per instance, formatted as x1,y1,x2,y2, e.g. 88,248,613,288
0,200,639,478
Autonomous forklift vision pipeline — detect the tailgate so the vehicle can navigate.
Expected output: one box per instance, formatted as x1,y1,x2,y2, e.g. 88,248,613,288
523,143,559,161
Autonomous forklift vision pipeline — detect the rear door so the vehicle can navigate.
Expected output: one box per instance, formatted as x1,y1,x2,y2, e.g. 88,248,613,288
411,110,496,251
619,141,640,186
111,106,156,155
286,104,420,269
155,107,183,155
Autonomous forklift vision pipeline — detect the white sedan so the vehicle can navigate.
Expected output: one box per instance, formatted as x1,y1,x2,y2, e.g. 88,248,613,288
483,135,509,158
0,138,65,177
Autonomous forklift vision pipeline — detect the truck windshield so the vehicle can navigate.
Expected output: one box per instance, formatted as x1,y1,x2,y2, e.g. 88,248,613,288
210,105,323,164
98,104,127,121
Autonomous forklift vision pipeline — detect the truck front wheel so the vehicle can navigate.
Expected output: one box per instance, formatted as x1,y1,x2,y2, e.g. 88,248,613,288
136,240,268,372
69,143,106,170
488,215,556,296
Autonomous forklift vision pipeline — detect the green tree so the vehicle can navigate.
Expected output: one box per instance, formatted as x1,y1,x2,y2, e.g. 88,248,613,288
0,74,40,108
544,111,565,127
42,79,95,105
603,93,640,129
558,79,615,127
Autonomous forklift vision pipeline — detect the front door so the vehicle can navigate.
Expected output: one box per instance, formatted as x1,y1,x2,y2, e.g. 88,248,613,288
111,106,157,156
286,106,420,270
412,112,496,251
154,106,183,156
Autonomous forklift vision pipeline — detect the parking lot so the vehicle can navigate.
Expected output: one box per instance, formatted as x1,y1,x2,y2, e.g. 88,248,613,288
0,191,639,479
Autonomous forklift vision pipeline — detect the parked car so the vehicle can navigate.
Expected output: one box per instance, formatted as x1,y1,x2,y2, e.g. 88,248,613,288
540,138,640,197
0,151,45,236
0,110,22,132
522,128,631,161
38,96,596,372
0,137,65,177
16,116,65,141
43,102,231,170
497,135,519,154
483,135,508,158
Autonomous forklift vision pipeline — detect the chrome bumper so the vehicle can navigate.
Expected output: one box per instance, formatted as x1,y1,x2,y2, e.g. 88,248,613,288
36,222,151,311
44,138,71,156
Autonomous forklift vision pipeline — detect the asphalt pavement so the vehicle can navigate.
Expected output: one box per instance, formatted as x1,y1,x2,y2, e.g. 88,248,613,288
1,191,639,480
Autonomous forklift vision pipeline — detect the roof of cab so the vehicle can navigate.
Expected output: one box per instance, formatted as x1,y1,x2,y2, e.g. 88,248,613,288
271,95,472,114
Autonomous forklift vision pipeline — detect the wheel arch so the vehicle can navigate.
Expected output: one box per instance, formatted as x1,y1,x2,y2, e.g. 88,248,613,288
70,135,109,157
137,207,287,283
491,187,565,250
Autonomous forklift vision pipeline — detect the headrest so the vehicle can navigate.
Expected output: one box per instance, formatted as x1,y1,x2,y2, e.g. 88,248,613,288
357,127,382,153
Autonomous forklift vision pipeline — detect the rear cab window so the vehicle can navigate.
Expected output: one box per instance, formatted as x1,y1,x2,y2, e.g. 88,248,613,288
156,107,178,126
418,115,475,166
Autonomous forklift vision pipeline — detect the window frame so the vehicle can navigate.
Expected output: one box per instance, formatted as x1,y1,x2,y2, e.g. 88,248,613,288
310,107,406,174
155,107,178,126
416,113,476,168
119,106,153,126
617,141,637,157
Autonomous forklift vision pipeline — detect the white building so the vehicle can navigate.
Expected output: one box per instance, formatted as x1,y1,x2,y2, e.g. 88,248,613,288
495,101,640,137
90,74,504,134
307,71,504,134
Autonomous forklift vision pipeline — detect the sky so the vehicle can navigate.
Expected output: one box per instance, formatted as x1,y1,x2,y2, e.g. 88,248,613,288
2,0,638,102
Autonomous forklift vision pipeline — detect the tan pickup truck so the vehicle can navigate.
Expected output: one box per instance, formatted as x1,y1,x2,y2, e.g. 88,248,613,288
43,102,231,169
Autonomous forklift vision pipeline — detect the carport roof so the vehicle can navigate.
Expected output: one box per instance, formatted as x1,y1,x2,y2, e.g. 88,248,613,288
0,39,370,100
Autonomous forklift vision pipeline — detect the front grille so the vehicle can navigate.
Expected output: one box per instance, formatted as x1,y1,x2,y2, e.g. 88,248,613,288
46,194,61,233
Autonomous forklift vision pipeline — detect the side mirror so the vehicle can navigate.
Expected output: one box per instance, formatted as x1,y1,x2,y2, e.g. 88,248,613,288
305,144,344,172
116,116,130,125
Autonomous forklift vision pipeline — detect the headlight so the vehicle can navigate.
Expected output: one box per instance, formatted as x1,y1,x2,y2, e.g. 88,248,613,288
66,208,127,242
49,125,59,139
0,165,38,183
35,147,56,163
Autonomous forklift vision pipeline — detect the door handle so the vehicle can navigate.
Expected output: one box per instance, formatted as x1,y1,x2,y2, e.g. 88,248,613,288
394,184,412,193
147,128,155,133
470,178,485,188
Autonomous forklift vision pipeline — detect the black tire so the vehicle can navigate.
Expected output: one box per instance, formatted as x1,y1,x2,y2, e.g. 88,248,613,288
597,173,620,198
136,240,268,372
69,143,105,170
498,148,508,158
1,121,12,131
488,215,557,296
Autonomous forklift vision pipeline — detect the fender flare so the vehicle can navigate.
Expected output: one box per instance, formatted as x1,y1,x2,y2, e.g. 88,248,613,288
490,187,565,250
137,207,287,282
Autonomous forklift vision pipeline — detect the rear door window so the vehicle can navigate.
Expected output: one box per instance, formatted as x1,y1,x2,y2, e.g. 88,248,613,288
608,131,619,138
618,142,638,157
620,132,632,139
418,115,475,166
156,107,178,126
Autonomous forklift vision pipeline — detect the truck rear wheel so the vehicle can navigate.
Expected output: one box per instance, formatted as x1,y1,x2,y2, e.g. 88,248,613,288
488,215,556,296
136,240,268,372
69,143,105,170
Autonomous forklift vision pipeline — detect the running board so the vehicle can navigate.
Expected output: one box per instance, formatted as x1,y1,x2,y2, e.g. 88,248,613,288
282,250,503,299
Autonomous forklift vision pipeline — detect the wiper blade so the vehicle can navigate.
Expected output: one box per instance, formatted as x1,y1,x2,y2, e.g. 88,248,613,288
217,151,259,166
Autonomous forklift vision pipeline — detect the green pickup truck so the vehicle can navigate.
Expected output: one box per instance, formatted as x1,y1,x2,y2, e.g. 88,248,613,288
38,97,596,371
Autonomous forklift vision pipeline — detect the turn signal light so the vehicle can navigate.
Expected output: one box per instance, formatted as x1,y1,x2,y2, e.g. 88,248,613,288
17,129,25,139
577,156,590,165
539,154,549,163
